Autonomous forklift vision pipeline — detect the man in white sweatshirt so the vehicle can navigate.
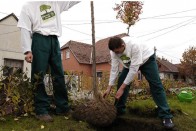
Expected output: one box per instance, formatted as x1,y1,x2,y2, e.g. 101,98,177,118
17,1,80,122
103,36,174,129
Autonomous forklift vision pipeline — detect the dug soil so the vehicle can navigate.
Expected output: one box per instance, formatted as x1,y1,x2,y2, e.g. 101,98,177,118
72,99,181,131
96,116,178,131
95,106,181,131
72,98,117,127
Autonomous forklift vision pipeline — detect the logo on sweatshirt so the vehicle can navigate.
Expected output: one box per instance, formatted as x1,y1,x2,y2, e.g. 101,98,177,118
120,55,131,67
40,4,55,21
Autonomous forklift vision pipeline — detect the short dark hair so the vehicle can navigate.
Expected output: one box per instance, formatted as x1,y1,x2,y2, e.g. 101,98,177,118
108,36,124,50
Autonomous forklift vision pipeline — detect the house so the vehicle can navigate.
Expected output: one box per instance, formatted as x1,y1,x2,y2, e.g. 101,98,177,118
61,40,92,76
157,58,179,80
0,13,31,77
61,33,180,82
61,33,127,76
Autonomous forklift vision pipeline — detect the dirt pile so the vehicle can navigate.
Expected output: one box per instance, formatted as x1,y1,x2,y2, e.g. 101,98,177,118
72,98,117,127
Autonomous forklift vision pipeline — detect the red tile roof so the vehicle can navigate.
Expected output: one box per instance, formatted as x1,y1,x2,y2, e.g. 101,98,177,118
157,59,179,73
61,40,92,64
95,33,128,63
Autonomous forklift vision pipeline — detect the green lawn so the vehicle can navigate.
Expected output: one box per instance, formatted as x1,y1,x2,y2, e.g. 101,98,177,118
0,115,95,131
0,95,195,131
126,95,196,131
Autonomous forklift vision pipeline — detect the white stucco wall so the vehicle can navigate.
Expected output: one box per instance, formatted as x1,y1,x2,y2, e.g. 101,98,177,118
0,15,31,78
159,73,164,79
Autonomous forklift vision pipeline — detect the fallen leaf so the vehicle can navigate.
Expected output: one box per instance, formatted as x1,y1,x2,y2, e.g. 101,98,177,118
64,116,69,120
24,113,28,117
41,125,44,129
14,118,19,121
0,117,6,121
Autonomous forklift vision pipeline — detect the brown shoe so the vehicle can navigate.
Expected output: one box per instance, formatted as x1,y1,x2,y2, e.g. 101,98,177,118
35,114,54,122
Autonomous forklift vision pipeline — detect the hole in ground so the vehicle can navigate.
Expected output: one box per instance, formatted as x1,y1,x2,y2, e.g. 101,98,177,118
96,116,178,131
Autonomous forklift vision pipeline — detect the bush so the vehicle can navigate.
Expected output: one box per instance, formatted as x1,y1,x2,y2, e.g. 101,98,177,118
0,67,34,116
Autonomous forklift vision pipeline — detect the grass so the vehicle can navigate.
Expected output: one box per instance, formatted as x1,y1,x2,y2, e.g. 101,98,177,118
0,115,95,131
0,95,195,131
167,95,196,131
126,95,196,131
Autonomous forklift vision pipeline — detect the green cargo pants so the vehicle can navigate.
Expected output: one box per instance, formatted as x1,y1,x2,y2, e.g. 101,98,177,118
116,54,173,118
31,33,69,115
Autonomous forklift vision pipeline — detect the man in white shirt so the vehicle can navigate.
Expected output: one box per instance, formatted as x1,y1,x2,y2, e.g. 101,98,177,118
17,1,80,122
103,36,174,129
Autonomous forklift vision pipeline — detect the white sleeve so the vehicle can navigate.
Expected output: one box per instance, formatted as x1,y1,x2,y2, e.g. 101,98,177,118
17,4,32,32
109,52,120,86
123,65,140,85
20,28,32,54
57,1,81,12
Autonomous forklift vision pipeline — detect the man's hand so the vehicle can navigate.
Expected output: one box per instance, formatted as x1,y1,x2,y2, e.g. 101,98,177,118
115,83,127,100
103,86,112,98
25,52,33,63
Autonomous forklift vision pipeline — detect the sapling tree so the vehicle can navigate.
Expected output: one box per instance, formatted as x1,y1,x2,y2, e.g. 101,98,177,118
113,1,143,34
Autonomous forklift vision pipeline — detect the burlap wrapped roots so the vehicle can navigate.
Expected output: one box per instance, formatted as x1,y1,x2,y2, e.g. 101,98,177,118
72,98,117,127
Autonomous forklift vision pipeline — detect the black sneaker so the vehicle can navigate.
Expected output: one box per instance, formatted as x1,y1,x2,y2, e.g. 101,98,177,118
162,118,174,129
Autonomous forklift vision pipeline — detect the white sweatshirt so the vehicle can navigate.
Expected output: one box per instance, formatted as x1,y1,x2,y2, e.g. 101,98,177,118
17,1,80,53
109,36,154,86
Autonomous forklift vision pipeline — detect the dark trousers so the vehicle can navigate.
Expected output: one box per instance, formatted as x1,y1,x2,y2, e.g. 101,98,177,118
31,33,69,115
116,54,173,118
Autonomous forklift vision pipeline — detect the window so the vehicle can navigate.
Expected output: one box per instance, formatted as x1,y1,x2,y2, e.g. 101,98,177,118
3,58,23,76
65,50,70,59
96,71,102,77
61,52,63,60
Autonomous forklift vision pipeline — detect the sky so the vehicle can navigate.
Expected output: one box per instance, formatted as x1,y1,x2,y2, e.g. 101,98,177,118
0,0,196,64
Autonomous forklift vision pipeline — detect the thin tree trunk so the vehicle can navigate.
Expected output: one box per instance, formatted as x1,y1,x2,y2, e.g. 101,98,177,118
127,26,130,35
90,1,98,99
